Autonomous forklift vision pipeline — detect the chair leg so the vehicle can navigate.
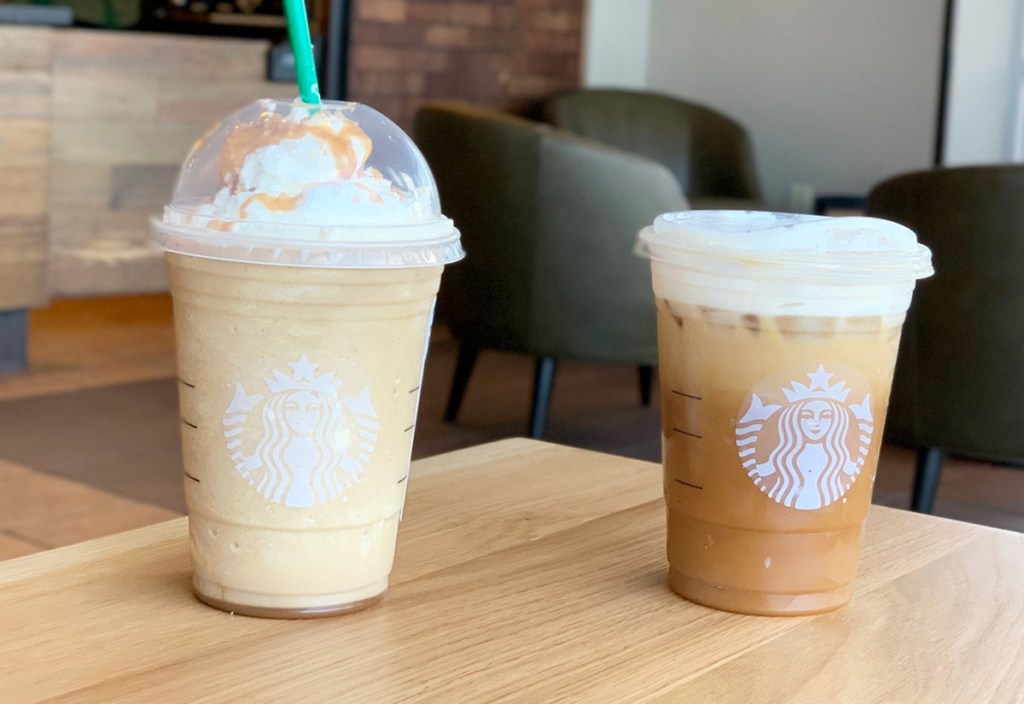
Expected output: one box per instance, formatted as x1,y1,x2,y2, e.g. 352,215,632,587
638,365,654,407
911,446,945,514
444,344,479,423
529,357,557,440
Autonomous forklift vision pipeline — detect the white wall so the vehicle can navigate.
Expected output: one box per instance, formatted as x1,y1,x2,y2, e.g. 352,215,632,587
642,0,947,208
582,0,652,88
943,0,1022,165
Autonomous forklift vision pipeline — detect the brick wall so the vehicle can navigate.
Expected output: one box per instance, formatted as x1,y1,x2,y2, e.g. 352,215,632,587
348,0,585,131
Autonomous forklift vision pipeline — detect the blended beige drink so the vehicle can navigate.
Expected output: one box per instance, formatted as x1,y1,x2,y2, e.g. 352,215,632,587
152,99,462,617
638,211,932,616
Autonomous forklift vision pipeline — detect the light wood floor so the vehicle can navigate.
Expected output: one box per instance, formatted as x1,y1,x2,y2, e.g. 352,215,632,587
1,294,1022,562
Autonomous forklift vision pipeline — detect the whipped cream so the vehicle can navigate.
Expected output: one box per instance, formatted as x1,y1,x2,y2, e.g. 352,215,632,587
154,99,463,267
170,102,437,233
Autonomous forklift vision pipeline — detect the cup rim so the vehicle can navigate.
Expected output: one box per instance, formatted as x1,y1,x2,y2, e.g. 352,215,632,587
636,211,934,283
151,217,464,269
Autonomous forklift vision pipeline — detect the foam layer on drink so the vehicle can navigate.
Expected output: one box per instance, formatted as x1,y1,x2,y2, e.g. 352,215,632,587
653,211,920,254
639,211,933,317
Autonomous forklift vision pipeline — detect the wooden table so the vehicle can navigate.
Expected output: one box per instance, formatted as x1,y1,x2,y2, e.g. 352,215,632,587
2,439,1023,702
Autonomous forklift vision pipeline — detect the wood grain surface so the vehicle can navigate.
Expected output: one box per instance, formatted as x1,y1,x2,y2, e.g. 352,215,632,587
1,439,1021,703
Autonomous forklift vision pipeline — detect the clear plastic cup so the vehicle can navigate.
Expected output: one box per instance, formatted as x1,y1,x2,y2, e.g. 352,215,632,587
637,211,932,615
151,99,463,618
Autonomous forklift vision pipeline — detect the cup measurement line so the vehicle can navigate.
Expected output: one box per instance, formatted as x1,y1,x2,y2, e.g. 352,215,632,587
403,423,415,433
178,378,196,389
181,418,198,430
675,478,704,490
408,386,420,394
670,389,702,401
672,427,702,439
184,472,201,483
397,475,408,484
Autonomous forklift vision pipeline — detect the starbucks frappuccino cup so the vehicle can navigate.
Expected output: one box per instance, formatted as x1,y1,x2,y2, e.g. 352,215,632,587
637,211,932,616
152,99,462,618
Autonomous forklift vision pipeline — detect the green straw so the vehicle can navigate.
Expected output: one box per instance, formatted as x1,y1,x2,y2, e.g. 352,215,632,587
284,0,321,105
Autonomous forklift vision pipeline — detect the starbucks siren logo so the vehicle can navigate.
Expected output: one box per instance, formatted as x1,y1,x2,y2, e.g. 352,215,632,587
222,355,379,507
736,365,873,510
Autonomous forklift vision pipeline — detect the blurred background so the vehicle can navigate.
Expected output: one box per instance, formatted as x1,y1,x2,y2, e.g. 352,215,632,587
1,0,1022,560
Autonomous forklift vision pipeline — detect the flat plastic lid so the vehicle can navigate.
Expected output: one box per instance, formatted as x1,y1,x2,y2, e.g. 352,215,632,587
637,211,933,281
152,99,463,268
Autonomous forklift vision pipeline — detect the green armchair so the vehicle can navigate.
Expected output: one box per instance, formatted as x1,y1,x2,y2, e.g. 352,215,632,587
414,102,688,438
542,88,763,210
866,165,1024,513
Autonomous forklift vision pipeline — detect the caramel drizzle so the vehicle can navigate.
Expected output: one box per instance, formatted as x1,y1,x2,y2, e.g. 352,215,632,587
220,112,373,185
217,111,407,218
239,192,304,218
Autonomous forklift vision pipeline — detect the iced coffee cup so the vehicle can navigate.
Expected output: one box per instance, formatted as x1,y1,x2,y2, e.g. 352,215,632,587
151,99,463,618
637,211,932,616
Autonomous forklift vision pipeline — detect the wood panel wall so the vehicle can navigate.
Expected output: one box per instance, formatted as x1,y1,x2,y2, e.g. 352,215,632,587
47,30,293,297
0,27,293,305
0,27,51,309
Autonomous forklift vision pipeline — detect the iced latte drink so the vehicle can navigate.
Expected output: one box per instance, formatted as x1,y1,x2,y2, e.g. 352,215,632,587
152,100,463,617
638,211,932,615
